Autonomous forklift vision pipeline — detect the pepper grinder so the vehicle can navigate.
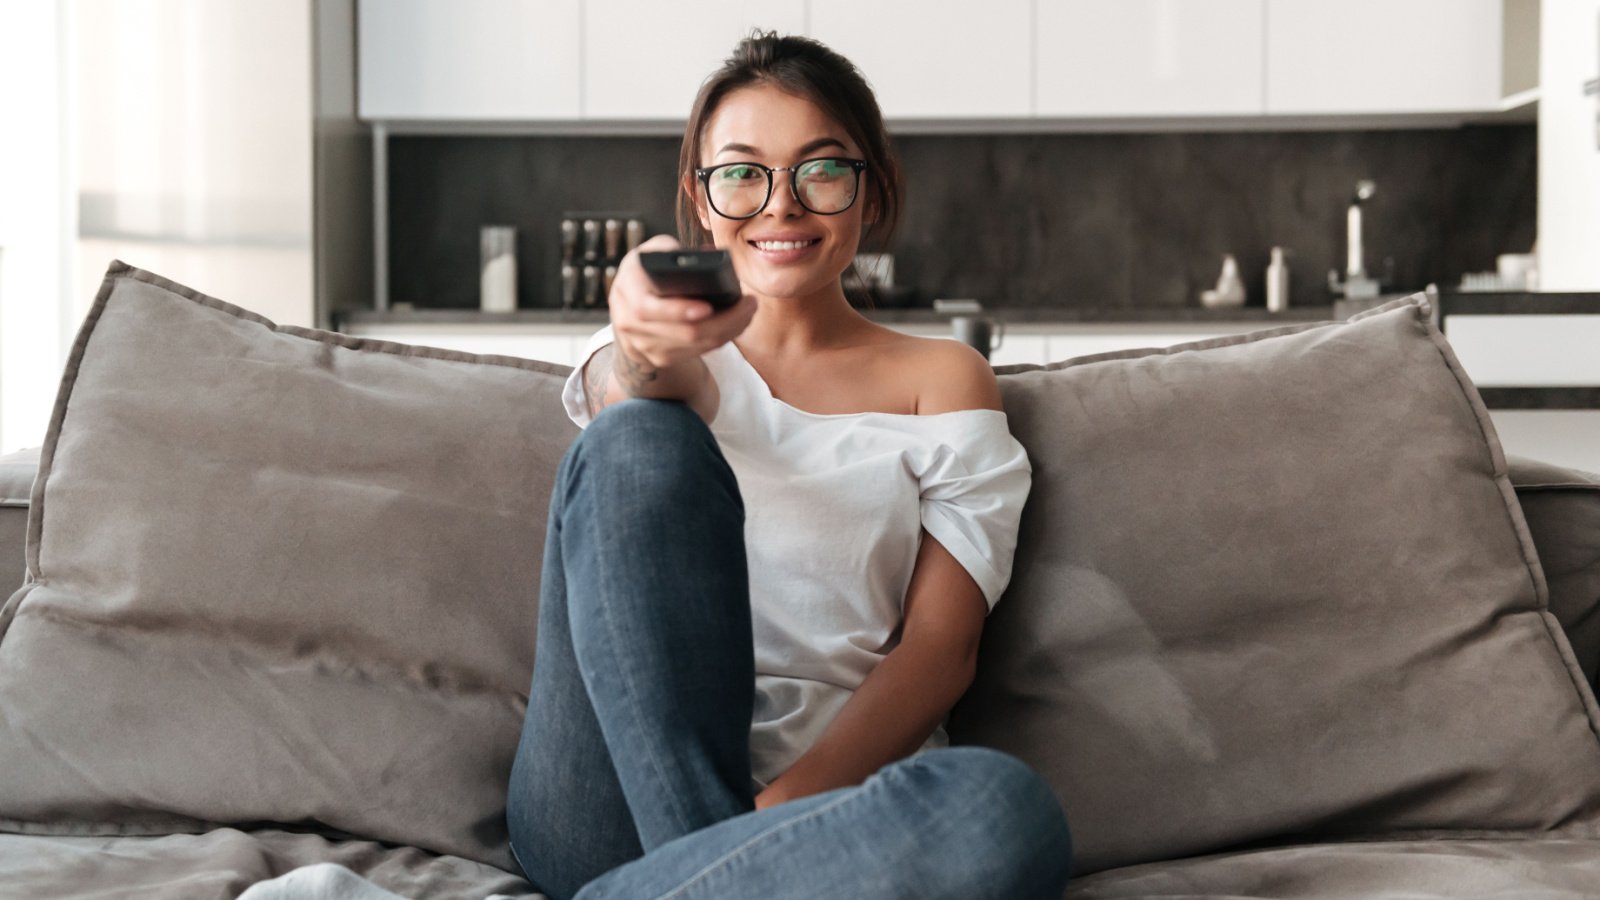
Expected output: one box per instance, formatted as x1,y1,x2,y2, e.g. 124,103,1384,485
604,219,622,260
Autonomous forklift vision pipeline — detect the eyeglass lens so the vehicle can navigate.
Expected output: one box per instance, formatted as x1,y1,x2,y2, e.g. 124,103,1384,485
706,159,860,218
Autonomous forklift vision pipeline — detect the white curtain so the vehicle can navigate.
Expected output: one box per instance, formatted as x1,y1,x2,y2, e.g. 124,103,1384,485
0,1,74,455
0,0,316,455
74,0,315,328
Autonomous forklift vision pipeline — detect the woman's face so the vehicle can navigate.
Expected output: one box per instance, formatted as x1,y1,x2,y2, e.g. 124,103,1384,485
695,83,867,302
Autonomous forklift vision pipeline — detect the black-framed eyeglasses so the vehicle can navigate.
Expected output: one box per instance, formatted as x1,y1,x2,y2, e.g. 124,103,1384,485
695,157,868,219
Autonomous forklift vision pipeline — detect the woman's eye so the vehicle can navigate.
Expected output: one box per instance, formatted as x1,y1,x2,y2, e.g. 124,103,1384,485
801,160,846,180
720,165,761,182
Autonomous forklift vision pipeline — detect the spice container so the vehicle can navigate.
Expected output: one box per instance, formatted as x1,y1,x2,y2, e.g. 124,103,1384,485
561,263,579,310
604,219,622,259
561,210,643,309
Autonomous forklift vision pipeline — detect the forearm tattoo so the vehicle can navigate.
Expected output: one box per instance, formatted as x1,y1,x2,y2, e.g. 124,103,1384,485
615,345,661,395
583,347,614,420
584,344,660,419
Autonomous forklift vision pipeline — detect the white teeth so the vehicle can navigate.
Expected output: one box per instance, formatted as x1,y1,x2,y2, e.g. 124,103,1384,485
752,240,817,251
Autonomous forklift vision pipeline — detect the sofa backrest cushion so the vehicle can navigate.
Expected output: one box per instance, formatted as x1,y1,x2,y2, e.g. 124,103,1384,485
954,296,1600,875
1509,455,1600,689
0,447,37,603
0,262,575,871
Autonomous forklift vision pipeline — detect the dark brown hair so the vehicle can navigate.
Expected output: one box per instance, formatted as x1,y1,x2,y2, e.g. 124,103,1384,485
675,31,904,254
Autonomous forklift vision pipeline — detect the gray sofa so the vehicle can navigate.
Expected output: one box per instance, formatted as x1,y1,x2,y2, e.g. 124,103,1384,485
1,262,1599,899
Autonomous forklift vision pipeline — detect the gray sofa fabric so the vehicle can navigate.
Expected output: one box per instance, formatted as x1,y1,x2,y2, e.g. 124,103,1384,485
6,445,1596,683
0,263,574,871
0,829,539,899
952,297,1600,874
1507,455,1600,688
0,445,36,602
3,264,1600,899
1064,837,1600,898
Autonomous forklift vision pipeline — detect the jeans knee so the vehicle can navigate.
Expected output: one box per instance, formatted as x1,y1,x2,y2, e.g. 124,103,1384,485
913,747,1074,893
583,397,706,449
565,399,736,508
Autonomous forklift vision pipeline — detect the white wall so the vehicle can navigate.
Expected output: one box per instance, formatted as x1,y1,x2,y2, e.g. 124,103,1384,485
75,0,315,332
1538,0,1600,289
0,1,74,455
0,0,316,456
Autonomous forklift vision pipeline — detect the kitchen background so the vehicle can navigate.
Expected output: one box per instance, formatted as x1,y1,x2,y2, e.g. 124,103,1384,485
1,0,1597,467
385,127,1536,313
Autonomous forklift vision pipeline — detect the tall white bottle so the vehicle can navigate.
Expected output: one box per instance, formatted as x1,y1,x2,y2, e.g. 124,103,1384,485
1266,246,1289,313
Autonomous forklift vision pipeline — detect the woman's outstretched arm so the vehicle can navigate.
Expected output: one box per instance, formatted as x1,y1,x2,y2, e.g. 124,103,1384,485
586,234,757,426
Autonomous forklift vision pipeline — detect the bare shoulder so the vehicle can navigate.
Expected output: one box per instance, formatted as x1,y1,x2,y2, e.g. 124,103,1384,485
898,335,1004,415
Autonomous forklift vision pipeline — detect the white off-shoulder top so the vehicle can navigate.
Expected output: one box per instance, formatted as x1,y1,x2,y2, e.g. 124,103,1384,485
561,325,1032,788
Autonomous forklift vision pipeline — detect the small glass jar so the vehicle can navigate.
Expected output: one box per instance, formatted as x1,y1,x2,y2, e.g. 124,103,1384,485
480,226,517,313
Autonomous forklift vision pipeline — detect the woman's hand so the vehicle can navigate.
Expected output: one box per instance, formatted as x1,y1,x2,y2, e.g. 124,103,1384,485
608,234,757,380
753,782,794,811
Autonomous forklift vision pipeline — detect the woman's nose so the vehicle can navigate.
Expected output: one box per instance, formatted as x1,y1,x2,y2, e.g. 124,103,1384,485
763,170,804,218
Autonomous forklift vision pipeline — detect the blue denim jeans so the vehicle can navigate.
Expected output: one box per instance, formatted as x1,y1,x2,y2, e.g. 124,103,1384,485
506,398,1072,900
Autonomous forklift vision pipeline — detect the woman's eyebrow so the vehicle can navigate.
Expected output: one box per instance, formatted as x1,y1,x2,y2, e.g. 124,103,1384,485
714,137,850,157
797,137,848,156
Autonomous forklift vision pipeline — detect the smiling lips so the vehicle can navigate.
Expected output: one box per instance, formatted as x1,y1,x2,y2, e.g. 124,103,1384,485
747,237,822,260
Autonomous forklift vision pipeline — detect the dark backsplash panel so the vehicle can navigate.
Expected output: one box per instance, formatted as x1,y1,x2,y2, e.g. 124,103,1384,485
387,125,1534,311
388,135,682,312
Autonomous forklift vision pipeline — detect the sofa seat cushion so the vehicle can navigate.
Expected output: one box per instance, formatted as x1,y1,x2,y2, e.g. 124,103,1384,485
1066,838,1600,899
0,263,576,870
0,446,38,599
0,828,539,900
1509,455,1600,688
955,296,1600,875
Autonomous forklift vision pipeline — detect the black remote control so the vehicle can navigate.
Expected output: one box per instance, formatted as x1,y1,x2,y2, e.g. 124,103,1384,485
639,250,742,310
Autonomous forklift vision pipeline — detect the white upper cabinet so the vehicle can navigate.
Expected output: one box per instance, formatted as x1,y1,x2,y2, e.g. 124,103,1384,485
1037,0,1265,117
357,0,1516,124
1265,0,1502,114
583,1,805,119
358,0,581,119
808,0,1033,119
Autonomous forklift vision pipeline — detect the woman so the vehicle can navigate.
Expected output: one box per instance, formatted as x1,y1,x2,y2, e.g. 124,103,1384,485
506,32,1072,900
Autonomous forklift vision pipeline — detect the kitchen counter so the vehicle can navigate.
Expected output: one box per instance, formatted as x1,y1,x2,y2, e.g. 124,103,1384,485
333,304,1337,330
333,291,1600,330
332,294,1600,414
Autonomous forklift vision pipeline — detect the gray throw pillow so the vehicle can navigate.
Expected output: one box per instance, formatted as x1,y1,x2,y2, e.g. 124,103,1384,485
1510,455,1600,689
0,262,576,871
954,296,1600,875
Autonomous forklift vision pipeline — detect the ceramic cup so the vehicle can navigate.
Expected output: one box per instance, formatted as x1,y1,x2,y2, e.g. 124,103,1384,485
951,315,1005,361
